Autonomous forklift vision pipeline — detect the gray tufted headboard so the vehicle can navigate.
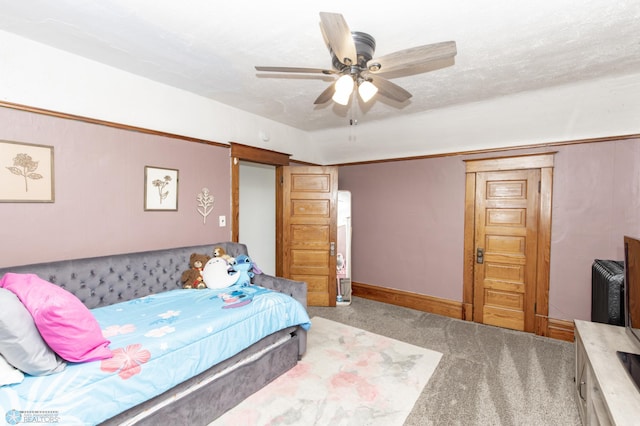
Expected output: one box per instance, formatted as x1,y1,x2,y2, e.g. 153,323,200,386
0,242,307,310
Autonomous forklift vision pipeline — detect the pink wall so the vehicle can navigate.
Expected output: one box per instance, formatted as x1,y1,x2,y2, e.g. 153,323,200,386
339,139,640,321
0,107,231,267
3,105,639,322
338,155,466,300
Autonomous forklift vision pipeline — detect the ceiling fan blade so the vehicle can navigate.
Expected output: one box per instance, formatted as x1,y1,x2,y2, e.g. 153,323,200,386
365,74,412,103
319,20,331,54
255,66,335,75
367,41,457,75
371,57,456,79
313,83,336,105
319,12,357,66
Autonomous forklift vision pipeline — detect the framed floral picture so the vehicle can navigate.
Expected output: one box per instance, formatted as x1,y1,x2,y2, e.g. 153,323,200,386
144,166,179,211
0,140,54,202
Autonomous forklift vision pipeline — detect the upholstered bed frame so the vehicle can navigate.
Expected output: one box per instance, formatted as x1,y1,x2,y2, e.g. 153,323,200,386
0,242,308,425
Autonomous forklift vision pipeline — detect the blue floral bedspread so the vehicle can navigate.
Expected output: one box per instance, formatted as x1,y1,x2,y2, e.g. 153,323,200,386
0,286,311,425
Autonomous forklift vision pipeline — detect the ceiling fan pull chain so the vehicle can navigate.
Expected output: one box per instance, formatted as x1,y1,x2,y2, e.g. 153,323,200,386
348,91,358,142
350,90,358,126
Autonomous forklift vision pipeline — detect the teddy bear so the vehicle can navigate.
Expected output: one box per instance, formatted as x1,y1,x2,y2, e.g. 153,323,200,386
180,253,211,289
212,246,235,264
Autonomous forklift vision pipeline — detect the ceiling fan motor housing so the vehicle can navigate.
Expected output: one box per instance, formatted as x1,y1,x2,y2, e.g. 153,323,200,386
331,31,377,73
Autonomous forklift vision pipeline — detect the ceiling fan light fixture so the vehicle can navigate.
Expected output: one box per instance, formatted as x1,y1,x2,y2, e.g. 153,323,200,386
358,80,378,102
332,74,355,105
332,90,351,106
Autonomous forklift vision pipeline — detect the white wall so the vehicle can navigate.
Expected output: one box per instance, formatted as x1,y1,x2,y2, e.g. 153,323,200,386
1,28,639,166
239,161,276,275
0,30,313,162
312,72,640,164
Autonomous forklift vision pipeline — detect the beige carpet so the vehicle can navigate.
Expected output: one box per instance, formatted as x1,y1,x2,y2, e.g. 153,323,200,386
212,317,442,426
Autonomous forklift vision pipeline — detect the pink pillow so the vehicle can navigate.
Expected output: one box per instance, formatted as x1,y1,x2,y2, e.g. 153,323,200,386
0,273,112,362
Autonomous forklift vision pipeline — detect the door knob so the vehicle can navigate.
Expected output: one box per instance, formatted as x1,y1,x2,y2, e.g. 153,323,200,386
330,242,336,256
476,248,484,264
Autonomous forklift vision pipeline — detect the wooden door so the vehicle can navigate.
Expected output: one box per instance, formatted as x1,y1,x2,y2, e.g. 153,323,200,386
473,169,540,332
279,166,338,306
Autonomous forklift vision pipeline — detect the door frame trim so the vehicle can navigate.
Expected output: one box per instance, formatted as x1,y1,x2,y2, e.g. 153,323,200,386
229,142,290,242
463,152,556,335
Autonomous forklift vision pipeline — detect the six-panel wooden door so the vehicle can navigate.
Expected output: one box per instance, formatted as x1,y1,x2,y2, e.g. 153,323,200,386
464,153,554,335
280,166,338,306
473,169,540,331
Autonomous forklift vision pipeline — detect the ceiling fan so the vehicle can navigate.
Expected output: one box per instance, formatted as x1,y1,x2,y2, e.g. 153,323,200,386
255,12,457,106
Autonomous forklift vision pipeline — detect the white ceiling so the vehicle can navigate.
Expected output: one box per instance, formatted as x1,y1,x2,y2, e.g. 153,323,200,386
0,0,639,133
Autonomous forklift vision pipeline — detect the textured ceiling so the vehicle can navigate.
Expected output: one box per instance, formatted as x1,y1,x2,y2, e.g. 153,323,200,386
0,0,639,132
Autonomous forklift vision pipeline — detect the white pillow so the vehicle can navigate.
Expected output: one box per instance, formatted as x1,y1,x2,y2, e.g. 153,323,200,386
0,354,24,386
0,287,66,375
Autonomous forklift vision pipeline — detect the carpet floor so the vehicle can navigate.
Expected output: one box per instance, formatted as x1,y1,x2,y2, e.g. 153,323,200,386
213,317,442,425
308,297,581,426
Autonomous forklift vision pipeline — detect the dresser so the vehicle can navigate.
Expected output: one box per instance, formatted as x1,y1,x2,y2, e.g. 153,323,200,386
574,320,640,425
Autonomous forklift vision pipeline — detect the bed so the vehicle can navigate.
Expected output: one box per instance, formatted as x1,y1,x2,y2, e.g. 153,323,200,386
0,242,310,425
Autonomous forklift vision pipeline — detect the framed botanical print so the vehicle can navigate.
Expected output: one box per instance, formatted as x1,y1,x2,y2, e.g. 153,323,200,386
0,140,55,202
144,166,179,211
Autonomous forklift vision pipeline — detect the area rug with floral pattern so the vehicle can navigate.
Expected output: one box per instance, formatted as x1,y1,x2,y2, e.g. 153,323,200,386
212,317,443,426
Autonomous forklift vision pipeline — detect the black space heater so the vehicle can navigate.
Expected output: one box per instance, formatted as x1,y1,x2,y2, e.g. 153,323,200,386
591,259,625,326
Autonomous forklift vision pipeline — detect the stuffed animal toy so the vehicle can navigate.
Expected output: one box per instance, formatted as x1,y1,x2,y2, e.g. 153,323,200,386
202,257,240,289
232,254,259,287
180,253,211,289
212,246,235,265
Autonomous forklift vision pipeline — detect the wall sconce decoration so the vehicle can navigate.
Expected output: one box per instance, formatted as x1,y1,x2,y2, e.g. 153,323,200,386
197,187,214,224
